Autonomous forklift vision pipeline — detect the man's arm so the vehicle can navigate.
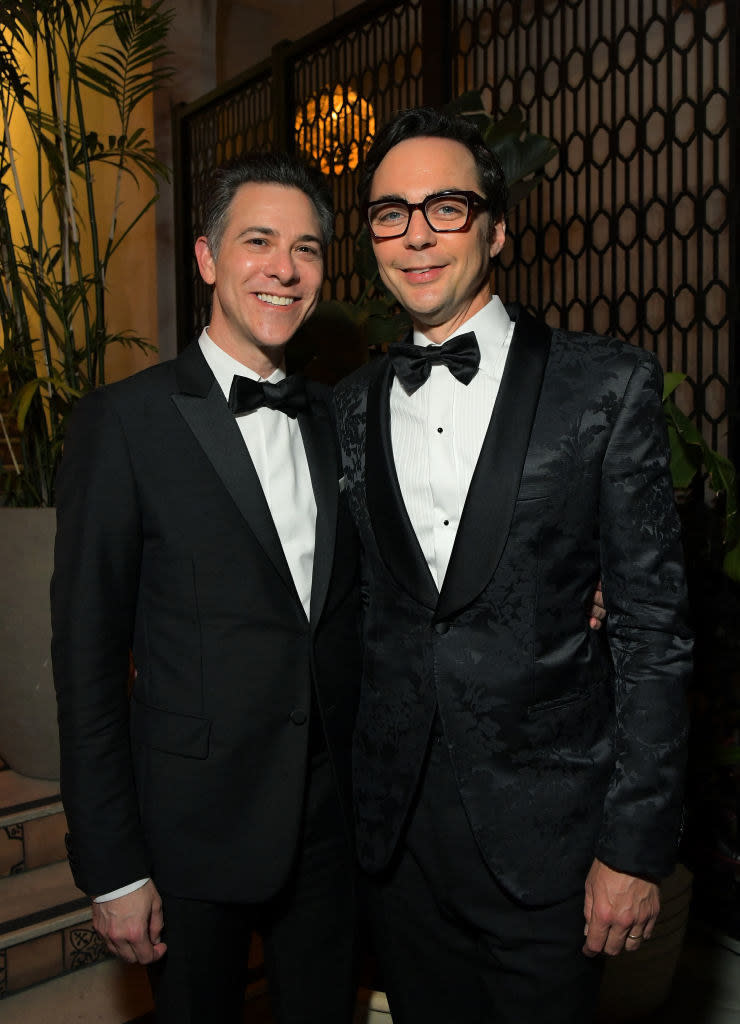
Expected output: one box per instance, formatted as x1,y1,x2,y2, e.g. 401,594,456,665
51,389,151,899
585,351,692,955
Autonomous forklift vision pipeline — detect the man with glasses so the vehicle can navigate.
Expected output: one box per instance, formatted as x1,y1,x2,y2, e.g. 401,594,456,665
334,107,692,1023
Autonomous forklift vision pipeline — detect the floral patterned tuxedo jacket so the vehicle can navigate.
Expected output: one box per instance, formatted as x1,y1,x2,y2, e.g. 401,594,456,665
334,303,692,906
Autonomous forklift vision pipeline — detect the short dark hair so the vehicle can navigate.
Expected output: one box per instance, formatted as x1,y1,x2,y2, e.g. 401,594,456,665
359,107,508,223
200,152,334,257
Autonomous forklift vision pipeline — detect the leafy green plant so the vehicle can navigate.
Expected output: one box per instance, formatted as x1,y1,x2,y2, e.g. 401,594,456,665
663,373,739,581
0,0,172,506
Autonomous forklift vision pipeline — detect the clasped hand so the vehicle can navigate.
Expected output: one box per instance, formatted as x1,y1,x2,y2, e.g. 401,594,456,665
583,858,659,957
92,879,167,964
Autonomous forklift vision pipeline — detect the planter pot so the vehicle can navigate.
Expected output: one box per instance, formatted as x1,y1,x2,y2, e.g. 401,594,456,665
0,507,60,779
597,863,693,1022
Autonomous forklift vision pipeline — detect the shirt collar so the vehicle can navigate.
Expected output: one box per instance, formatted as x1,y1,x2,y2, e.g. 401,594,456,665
411,296,513,378
198,328,285,401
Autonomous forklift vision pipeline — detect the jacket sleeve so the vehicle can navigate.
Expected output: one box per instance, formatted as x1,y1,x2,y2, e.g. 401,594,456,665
51,389,151,897
596,350,693,880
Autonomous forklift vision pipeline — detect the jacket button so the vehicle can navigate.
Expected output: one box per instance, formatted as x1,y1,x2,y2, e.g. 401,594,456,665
434,621,449,635
290,709,308,725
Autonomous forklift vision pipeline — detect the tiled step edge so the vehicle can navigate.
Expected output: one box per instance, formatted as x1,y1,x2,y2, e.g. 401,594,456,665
1,809,68,878
0,795,63,831
0,769,61,828
0,860,88,950
0,906,105,999
0,897,90,951
0,770,67,877
0,949,139,1016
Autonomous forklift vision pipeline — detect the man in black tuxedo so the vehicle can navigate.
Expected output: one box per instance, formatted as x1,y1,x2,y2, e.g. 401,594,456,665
51,153,360,1023
334,108,692,1023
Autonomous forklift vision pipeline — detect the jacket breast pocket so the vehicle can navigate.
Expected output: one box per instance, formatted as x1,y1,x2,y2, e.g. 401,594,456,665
130,697,211,759
523,676,613,754
526,686,594,717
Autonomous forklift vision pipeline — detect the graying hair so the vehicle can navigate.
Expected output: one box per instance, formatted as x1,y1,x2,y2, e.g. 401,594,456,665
200,152,334,257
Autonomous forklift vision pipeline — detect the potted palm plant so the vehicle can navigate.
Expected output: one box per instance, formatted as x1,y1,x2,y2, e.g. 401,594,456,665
0,0,172,777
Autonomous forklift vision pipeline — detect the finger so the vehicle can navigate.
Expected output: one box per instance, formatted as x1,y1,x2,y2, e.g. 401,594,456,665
624,932,644,953
603,926,632,957
582,919,609,957
149,905,164,945
110,938,139,964
589,615,603,631
129,935,160,964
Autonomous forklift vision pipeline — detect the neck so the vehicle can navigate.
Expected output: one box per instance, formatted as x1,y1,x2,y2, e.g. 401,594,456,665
412,290,491,345
208,328,286,379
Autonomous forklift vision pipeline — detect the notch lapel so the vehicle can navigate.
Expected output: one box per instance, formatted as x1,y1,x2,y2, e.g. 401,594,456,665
366,356,438,611
435,306,551,623
171,342,296,599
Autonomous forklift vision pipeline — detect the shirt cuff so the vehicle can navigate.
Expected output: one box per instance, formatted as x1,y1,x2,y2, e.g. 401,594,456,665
94,878,150,903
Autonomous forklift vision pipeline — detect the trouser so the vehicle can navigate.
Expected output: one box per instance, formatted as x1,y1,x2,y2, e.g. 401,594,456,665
367,729,604,1024
148,751,358,1024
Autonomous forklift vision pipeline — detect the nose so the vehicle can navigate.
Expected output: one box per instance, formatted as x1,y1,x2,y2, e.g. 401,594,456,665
405,207,436,248
265,247,299,283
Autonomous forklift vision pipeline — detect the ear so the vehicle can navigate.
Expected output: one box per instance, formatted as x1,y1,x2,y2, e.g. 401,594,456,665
195,236,216,285
489,218,506,259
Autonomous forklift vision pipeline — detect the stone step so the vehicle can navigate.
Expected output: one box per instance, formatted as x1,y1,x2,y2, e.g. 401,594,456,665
0,958,392,1024
0,859,105,999
0,956,153,1023
0,766,395,1018
0,766,67,878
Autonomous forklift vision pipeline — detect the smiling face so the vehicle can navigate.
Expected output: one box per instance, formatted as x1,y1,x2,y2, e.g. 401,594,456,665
194,182,324,375
368,136,506,343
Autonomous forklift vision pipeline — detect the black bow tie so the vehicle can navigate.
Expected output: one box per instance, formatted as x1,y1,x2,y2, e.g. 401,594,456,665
388,331,480,395
228,374,310,418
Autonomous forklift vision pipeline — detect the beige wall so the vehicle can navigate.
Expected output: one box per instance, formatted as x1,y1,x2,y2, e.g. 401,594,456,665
217,0,363,80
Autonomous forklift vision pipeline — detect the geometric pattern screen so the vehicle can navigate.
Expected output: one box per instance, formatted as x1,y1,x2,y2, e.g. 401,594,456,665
175,0,736,455
453,0,734,454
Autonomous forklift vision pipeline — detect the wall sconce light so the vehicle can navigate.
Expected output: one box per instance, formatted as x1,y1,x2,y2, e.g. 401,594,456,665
295,84,375,175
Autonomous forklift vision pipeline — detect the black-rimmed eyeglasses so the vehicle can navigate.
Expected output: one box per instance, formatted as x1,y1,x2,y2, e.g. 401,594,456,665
364,190,488,240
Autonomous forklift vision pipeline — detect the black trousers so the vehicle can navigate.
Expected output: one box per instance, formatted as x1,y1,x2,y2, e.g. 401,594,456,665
147,751,357,1024
367,729,604,1024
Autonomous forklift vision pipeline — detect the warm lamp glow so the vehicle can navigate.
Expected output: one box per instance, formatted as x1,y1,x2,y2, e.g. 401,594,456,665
295,84,375,175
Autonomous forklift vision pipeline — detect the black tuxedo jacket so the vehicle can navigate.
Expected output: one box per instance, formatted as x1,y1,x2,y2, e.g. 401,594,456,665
51,341,361,902
334,305,692,906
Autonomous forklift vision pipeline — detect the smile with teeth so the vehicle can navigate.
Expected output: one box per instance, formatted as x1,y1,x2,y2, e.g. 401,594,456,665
257,293,296,305
402,266,444,278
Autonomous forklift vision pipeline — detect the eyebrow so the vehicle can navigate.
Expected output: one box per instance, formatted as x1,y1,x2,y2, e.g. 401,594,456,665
235,226,323,246
368,194,407,205
368,189,464,204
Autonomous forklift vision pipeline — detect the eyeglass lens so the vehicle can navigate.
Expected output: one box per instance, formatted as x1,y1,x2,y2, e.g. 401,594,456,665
368,193,472,237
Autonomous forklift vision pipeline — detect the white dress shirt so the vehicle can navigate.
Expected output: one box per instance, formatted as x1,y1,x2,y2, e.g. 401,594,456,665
198,329,317,618
96,329,317,904
390,295,514,590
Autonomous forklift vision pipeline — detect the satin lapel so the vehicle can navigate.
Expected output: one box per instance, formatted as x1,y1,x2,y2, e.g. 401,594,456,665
171,343,296,596
299,394,337,629
435,307,552,623
366,357,438,610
